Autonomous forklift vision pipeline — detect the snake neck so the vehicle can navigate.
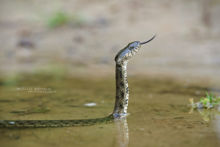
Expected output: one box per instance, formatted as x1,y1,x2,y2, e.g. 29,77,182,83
113,61,129,118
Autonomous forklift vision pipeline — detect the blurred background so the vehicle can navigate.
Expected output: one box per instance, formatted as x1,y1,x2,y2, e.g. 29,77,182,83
0,0,220,80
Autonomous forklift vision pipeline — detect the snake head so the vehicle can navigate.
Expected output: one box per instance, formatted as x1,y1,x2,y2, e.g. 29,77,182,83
115,35,155,64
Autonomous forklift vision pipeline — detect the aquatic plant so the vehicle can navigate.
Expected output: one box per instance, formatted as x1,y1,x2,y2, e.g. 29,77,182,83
189,92,220,109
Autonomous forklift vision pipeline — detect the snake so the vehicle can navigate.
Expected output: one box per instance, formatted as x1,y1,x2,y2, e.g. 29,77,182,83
0,35,155,128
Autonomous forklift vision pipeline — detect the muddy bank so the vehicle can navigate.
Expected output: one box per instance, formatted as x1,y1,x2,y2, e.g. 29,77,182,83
0,0,220,79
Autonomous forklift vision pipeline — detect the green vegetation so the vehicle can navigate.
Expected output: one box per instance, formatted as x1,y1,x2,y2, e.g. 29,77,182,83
189,92,220,109
200,92,220,107
48,11,70,27
47,11,86,28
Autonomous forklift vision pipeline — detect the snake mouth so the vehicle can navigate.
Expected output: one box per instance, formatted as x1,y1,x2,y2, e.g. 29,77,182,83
140,35,156,45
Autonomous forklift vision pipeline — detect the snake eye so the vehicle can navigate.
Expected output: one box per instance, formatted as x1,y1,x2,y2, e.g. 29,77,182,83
128,41,140,50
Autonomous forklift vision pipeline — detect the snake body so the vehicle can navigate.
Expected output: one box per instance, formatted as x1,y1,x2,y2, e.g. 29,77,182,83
0,115,114,128
0,36,155,128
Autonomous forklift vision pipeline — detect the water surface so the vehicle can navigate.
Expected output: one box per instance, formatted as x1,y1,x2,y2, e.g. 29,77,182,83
0,74,219,147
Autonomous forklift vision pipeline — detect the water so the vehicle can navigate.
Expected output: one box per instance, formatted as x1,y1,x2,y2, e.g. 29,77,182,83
0,74,219,147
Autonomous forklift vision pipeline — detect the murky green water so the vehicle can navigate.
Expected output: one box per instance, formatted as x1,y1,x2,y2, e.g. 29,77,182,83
0,73,219,147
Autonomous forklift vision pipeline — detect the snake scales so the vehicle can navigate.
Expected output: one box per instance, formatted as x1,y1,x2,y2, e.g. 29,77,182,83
0,36,155,128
